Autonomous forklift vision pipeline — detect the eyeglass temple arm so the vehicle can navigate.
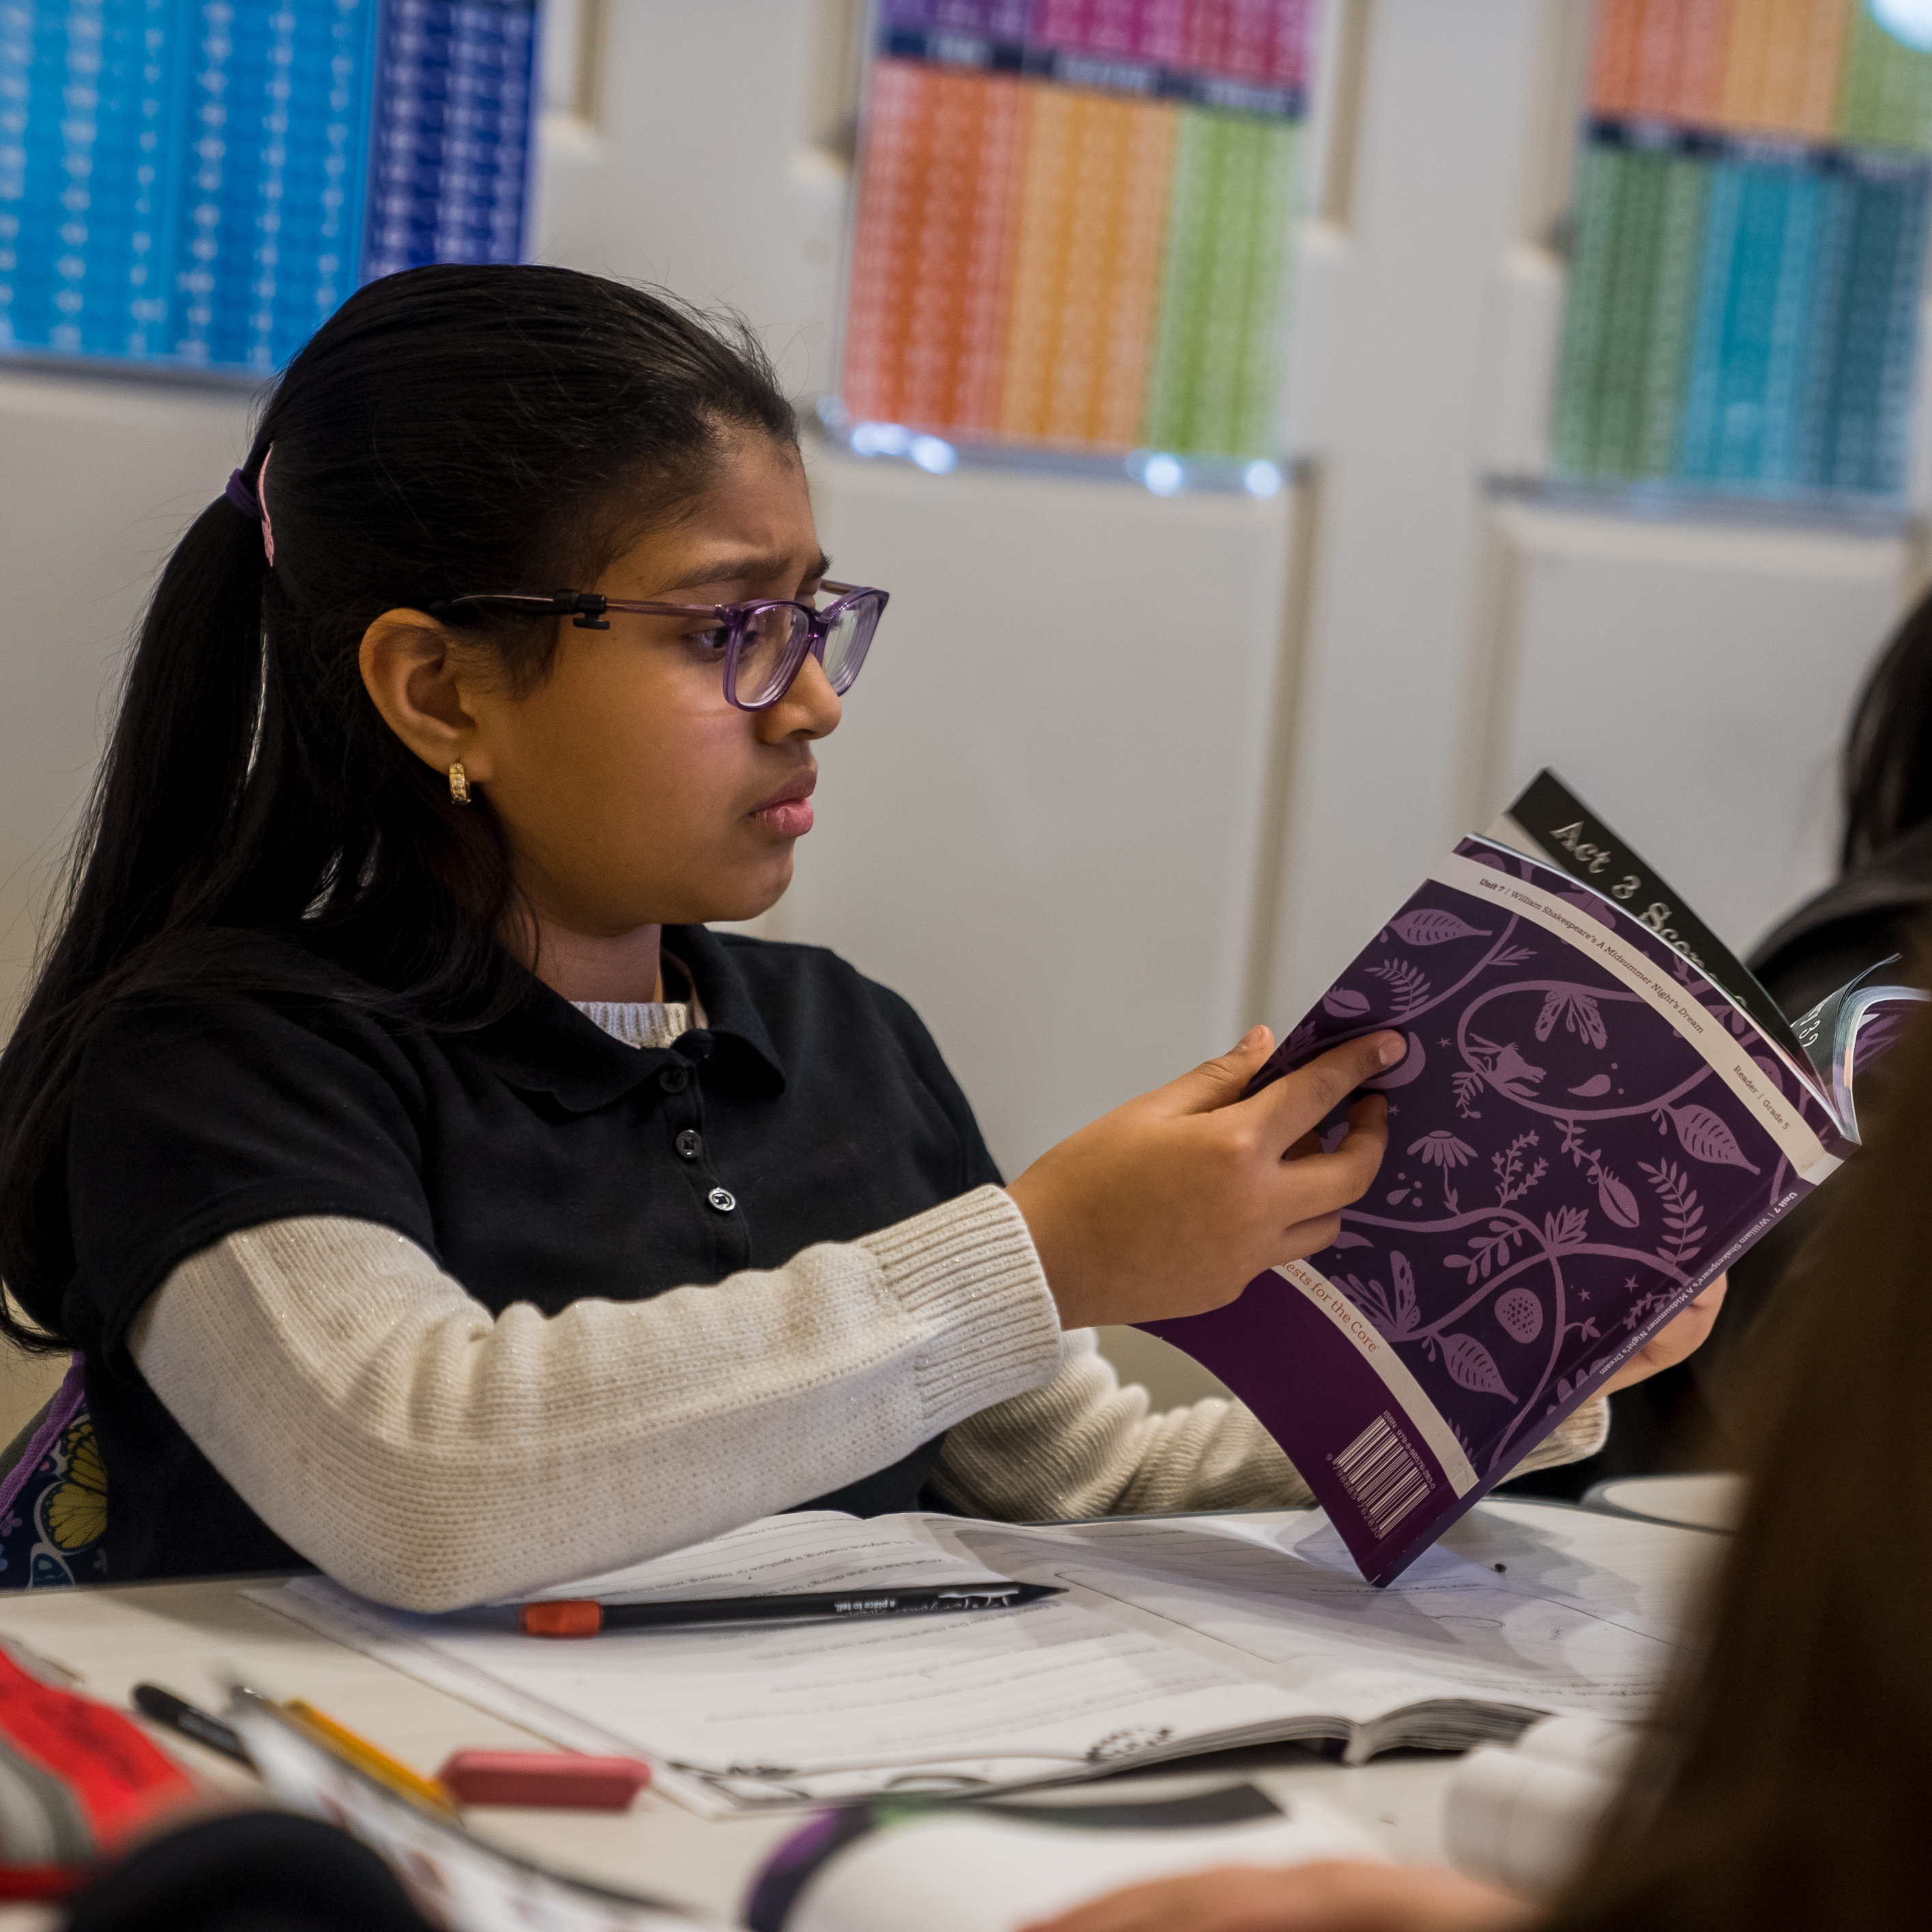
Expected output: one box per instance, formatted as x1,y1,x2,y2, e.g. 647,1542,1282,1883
435,591,611,628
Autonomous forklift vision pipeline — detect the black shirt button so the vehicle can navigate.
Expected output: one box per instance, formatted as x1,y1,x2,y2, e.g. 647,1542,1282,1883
659,1066,690,1094
675,1129,702,1161
707,1186,736,1213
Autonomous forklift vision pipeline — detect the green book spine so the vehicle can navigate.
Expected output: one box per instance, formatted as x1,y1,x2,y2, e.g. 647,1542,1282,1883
1192,113,1255,457
1227,117,1298,459
1836,5,1932,153
1635,152,1711,478
1551,140,1623,476
1594,148,1668,476
1144,106,1219,452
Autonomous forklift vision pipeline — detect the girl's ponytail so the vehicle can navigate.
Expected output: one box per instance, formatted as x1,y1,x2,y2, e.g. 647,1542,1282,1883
0,486,269,1341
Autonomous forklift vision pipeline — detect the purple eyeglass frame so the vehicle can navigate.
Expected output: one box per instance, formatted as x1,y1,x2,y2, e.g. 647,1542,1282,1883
431,581,888,712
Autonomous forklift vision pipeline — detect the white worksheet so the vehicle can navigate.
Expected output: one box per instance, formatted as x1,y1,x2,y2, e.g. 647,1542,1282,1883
253,1501,1721,1816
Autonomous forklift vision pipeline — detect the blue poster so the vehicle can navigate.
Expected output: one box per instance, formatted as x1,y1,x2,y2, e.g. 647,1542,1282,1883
0,0,536,379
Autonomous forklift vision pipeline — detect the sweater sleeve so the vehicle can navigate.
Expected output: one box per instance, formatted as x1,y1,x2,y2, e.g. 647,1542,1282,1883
130,1190,1061,1613
930,1331,1611,1521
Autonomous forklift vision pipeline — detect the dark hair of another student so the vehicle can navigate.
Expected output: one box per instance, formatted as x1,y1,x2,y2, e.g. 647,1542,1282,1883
0,264,795,1347
1841,585,1932,870
1543,982,1932,1932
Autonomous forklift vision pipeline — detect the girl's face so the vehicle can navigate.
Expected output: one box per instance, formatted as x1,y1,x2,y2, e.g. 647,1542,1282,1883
364,433,840,939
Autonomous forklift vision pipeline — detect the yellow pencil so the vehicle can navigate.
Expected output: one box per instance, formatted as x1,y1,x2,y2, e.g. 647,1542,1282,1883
282,1699,458,1814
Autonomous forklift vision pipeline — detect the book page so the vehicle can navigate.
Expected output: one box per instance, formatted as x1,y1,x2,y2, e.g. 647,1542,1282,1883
943,1500,1714,1733
503,1512,1012,1605
255,1576,1319,1818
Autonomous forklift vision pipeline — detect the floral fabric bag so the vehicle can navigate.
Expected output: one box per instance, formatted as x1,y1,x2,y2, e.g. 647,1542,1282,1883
0,1358,106,1589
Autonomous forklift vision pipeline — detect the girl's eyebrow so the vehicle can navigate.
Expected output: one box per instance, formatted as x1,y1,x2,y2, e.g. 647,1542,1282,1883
658,551,832,594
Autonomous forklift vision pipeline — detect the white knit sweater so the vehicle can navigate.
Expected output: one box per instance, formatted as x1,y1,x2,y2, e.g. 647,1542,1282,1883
131,999,1609,1612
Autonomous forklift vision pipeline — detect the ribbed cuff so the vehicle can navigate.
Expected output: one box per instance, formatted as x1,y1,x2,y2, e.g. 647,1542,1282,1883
858,1186,1063,1427
1512,1394,1611,1474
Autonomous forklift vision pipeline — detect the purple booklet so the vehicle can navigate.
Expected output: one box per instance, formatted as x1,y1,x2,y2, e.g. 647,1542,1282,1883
1145,772,1924,1585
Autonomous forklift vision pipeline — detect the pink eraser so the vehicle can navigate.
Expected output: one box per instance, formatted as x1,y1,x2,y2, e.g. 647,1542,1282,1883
435,1749,652,1810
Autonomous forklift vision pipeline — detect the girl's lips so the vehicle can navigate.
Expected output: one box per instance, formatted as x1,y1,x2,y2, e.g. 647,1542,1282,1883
750,771,816,838
752,797,814,838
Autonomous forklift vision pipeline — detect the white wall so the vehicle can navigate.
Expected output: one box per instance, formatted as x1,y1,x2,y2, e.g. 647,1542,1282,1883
795,450,1293,1174
0,371,254,1021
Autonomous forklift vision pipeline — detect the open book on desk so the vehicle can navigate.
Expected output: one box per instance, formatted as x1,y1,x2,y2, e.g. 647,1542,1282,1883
254,1499,1715,1819
1145,770,1926,1586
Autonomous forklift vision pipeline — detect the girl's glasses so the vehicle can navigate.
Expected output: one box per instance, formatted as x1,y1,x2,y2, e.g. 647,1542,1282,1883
433,581,888,712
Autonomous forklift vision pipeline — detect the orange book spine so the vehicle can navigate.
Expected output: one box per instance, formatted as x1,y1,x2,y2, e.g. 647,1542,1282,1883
1718,0,1773,130
1669,0,1734,123
844,64,1029,437
1090,96,1180,448
1763,0,1848,136
1587,0,1645,116
841,59,933,425
999,83,1081,441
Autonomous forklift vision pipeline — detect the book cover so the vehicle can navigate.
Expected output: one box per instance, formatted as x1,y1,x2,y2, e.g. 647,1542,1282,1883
1145,776,1872,1585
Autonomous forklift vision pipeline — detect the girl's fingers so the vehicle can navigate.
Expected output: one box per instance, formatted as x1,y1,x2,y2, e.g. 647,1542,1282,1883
1598,1274,1729,1394
1262,1094,1388,1224
1023,1862,1534,1932
1247,1034,1406,1144
1021,1868,1282,1932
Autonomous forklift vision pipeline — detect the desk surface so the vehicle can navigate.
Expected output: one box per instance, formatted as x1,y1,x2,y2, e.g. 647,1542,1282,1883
0,1533,1512,1925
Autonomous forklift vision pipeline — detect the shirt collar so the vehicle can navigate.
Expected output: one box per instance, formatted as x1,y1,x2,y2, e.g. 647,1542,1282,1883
471,924,785,1113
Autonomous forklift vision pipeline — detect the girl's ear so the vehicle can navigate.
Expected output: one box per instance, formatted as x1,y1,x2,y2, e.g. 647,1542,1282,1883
358,610,493,781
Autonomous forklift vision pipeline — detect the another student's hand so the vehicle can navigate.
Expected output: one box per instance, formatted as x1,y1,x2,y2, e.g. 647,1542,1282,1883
1019,1859,1532,1932
1006,1027,1400,1331
1596,1272,1727,1396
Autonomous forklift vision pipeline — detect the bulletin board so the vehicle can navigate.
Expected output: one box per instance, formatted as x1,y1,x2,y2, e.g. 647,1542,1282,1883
1552,0,1932,505
833,1,1323,480
0,0,536,381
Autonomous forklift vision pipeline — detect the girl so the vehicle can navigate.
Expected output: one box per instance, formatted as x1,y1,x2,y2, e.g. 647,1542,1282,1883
0,266,1673,1611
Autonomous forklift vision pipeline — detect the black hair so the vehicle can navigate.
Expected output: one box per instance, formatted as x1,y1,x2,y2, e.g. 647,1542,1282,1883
0,263,795,1345
1843,583,1932,871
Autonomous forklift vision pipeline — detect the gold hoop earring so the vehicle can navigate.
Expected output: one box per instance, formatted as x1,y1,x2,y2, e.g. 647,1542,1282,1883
448,763,471,805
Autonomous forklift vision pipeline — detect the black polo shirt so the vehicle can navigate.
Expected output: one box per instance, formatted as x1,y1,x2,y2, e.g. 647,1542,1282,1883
62,924,1003,1583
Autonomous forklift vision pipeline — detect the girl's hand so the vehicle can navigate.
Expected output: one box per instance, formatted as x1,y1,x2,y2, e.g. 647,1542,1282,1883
1018,1859,1533,1932
1006,1027,1401,1331
1598,1273,1728,1396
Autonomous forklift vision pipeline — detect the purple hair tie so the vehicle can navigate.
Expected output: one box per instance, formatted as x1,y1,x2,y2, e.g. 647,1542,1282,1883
224,446,276,564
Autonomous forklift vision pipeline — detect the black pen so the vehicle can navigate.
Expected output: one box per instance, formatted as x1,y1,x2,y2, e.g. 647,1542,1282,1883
519,1581,1064,1637
132,1682,254,1769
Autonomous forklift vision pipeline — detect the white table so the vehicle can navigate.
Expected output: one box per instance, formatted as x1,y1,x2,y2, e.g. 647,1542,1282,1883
0,1529,1517,1926
1581,1472,1743,1534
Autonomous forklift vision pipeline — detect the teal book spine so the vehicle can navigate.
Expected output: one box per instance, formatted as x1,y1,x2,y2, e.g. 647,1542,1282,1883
1823,157,1931,494
1675,157,1746,481
1757,158,1830,494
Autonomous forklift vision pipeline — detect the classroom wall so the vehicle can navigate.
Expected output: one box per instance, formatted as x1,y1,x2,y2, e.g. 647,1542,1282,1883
1,0,1924,1415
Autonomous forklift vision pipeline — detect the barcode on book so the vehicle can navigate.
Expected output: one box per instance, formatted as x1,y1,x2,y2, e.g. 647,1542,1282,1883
1332,1412,1433,1541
